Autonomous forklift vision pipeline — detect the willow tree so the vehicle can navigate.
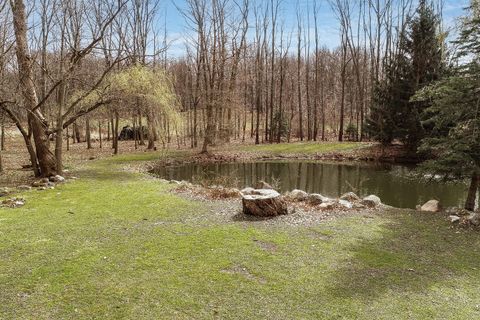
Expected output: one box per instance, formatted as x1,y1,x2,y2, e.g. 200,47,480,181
108,65,182,150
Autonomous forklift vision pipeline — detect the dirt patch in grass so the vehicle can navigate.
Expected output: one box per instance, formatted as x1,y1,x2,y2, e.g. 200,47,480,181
253,239,278,252
221,265,267,284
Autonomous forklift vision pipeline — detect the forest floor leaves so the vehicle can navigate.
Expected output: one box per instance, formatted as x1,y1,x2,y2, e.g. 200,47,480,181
1,140,480,319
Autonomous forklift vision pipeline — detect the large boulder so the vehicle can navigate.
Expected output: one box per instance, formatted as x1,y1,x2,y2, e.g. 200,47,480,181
340,192,360,202
338,199,353,209
242,189,288,217
307,193,330,205
361,195,382,207
420,200,441,213
289,189,308,201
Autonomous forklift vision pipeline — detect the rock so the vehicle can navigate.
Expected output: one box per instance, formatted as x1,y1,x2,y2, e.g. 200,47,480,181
307,193,329,205
352,202,366,209
178,180,193,187
289,189,308,201
420,200,441,213
242,189,288,217
449,215,460,223
338,199,353,209
240,187,256,195
361,195,381,207
457,209,472,216
467,213,480,226
1,197,25,208
32,181,47,188
49,175,65,183
340,192,360,202
37,187,47,191
0,187,11,197
17,185,32,191
169,180,181,185
255,180,274,190
319,201,336,210
445,207,470,217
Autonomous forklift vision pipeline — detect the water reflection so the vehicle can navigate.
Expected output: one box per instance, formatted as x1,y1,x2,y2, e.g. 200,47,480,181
151,161,470,209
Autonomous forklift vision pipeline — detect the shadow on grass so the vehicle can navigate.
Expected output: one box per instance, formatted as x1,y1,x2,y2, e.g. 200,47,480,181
231,211,279,222
71,162,139,183
327,210,480,300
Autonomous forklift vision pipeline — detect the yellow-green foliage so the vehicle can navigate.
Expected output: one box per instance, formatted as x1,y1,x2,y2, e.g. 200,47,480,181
68,65,183,138
109,65,183,132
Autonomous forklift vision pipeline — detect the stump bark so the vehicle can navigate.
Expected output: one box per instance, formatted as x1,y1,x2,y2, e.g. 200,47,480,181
242,189,288,217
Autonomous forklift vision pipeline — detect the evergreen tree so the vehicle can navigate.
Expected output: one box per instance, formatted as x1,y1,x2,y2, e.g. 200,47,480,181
367,0,444,152
413,0,480,211
365,33,411,146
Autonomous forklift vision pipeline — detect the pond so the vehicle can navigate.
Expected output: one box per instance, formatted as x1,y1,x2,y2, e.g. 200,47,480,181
150,161,471,209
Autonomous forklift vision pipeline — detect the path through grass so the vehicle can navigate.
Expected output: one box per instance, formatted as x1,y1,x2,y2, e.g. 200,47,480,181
1,154,480,319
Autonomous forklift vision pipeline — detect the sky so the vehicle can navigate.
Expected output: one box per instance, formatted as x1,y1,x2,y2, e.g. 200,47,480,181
160,0,471,57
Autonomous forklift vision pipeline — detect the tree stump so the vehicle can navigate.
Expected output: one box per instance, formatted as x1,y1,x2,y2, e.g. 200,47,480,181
242,189,288,217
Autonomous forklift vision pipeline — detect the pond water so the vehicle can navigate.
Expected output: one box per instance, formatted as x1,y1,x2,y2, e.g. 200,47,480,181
150,161,471,209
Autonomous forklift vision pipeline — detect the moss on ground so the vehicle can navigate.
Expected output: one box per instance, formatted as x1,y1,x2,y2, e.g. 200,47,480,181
1,153,480,319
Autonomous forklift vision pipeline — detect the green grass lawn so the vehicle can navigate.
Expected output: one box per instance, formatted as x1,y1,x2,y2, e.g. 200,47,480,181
1,154,480,319
236,141,370,155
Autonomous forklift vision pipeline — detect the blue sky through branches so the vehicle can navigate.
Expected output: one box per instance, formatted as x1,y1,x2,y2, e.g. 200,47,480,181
161,0,469,57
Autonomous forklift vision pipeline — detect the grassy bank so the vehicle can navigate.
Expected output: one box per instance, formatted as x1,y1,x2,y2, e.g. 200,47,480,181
1,153,480,319
235,141,370,156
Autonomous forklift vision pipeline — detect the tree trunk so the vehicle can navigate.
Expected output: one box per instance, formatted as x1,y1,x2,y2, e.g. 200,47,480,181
12,0,56,177
66,126,70,151
99,121,102,149
22,128,40,176
110,117,115,148
113,111,119,155
147,113,155,150
465,172,479,211
1,119,5,151
138,108,145,146
107,119,110,141
86,118,92,149
74,122,81,143
133,115,138,150
201,104,214,153
242,189,288,217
